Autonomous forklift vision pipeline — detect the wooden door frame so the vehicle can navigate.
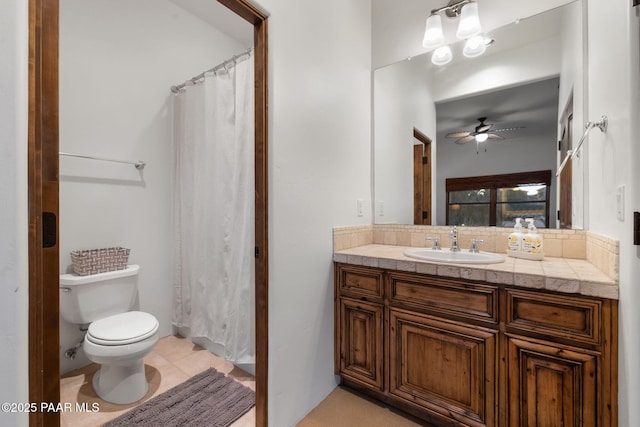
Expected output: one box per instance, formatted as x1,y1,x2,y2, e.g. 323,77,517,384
559,108,574,229
413,128,432,225
28,1,269,426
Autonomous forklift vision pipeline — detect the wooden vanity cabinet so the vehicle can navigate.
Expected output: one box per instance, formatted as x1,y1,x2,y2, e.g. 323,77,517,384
389,308,497,426
503,288,618,427
339,298,384,390
334,265,385,391
506,336,597,427
334,263,618,427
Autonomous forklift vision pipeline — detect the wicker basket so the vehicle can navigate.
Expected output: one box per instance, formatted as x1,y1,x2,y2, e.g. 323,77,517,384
70,247,130,276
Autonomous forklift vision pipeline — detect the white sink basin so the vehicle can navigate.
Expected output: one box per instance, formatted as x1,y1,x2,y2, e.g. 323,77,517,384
404,248,505,264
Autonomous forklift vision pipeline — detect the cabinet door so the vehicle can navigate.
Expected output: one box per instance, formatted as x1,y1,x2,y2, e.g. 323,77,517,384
389,309,497,427
507,336,597,427
339,298,384,390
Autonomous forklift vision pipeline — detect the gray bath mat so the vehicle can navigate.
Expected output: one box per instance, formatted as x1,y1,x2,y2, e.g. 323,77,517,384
102,367,255,427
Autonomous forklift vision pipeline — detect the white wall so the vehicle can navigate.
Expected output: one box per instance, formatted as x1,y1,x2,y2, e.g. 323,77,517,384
58,0,247,373
0,0,29,425
374,54,436,224
252,0,372,425
586,1,640,426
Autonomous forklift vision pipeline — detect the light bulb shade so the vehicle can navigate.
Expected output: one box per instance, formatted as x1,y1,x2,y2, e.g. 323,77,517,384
423,14,445,49
463,35,487,58
475,133,489,142
456,2,482,39
431,45,452,66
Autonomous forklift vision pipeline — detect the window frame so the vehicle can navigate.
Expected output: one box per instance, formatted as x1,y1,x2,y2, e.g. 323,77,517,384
446,170,552,227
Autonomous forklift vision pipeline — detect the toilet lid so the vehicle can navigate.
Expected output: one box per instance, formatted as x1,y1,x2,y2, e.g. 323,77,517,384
86,311,159,346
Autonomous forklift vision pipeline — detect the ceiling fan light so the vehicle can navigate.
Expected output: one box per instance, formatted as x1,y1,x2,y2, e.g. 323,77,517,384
423,14,445,49
456,2,482,39
463,35,487,58
431,45,453,66
475,133,489,143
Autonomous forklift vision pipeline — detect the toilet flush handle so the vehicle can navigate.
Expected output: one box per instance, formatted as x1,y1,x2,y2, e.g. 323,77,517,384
60,287,72,293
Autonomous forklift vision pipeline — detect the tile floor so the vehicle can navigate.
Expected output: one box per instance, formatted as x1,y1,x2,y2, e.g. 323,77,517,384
62,335,423,426
60,335,255,427
296,387,427,427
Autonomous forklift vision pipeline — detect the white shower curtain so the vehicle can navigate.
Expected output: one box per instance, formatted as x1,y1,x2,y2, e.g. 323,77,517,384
172,53,255,365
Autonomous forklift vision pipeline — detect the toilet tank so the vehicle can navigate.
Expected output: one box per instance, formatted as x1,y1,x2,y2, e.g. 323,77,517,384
59,265,140,324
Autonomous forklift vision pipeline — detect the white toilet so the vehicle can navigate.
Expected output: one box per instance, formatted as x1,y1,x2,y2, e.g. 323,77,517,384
60,265,160,404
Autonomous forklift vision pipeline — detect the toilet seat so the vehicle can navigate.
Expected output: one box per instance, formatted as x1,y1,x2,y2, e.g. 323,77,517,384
86,311,159,346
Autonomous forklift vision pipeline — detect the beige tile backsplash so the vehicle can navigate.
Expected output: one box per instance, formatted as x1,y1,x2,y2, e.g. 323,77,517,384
332,225,373,251
586,231,620,281
333,224,619,280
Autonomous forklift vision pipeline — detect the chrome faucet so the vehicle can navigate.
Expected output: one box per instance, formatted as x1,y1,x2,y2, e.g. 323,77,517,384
469,239,484,253
449,226,460,252
426,236,441,250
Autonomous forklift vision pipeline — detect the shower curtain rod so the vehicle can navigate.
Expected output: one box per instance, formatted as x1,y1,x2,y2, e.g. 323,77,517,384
170,46,254,94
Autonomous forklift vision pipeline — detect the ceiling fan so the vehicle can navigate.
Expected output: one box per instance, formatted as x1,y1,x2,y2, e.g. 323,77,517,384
445,117,524,145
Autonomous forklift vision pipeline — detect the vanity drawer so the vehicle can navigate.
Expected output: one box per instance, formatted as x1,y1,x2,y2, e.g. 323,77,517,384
337,264,384,300
506,289,601,345
388,272,498,324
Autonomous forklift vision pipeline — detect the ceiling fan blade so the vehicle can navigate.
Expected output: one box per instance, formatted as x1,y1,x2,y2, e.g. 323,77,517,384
476,124,492,133
487,133,504,140
455,135,476,144
492,126,526,132
446,131,471,138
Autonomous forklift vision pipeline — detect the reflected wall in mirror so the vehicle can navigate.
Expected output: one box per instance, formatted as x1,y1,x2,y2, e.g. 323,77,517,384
373,0,586,229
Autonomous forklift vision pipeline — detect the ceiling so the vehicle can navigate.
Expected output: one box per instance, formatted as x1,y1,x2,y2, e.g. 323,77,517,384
436,77,560,144
169,0,253,47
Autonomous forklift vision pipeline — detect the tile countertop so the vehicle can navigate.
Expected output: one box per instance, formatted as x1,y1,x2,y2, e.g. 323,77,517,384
333,244,619,300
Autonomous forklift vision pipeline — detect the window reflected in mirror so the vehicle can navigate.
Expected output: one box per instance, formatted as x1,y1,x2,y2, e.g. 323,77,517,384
446,171,551,227
497,186,548,227
448,189,490,226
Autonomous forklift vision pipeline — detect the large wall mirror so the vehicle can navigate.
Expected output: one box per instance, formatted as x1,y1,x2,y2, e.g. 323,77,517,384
373,0,586,229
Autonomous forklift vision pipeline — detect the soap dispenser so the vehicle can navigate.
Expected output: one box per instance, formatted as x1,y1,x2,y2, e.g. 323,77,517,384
522,218,544,260
508,218,524,253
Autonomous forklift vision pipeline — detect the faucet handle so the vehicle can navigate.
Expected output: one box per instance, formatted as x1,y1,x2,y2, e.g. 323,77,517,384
469,239,485,253
426,236,441,250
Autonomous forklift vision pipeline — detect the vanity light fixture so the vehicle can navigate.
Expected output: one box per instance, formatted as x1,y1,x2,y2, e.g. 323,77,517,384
423,0,488,66
456,1,482,39
432,46,453,65
463,34,487,58
423,14,445,49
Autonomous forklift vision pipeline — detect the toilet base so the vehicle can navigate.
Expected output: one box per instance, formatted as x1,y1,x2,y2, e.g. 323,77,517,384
92,360,148,404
